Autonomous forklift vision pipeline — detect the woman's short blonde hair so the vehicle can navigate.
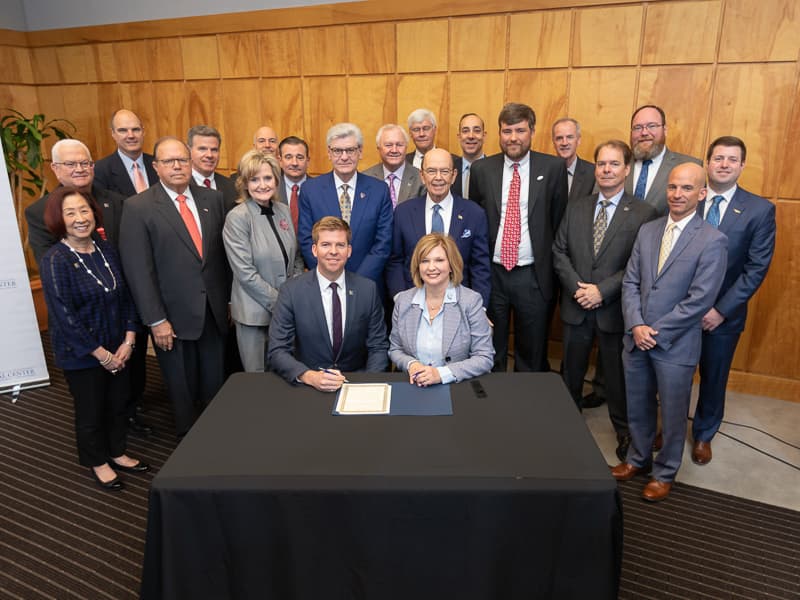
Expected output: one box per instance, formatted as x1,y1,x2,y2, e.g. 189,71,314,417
409,233,463,288
235,149,282,203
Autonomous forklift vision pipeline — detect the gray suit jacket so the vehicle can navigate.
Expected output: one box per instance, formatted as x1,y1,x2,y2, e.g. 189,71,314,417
223,199,304,327
569,157,596,203
553,191,657,333
119,183,230,339
388,285,494,382
363,163,426,206
621,213,727,366
624,148,701,215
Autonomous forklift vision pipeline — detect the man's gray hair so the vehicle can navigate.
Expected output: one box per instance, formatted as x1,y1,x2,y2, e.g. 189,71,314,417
375,124,409,146
551,117,581,138
407,109,437,129
51,139,91,162
326,123,363,147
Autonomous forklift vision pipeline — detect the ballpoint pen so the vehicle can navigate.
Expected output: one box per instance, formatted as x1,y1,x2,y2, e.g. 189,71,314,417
319,367,349,383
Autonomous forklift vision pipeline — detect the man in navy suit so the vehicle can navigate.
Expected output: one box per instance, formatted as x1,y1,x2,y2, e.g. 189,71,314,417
469,102,568,372
613,162,727,502
298,123,393,290
93,109,158,197
386,148,490,306
691,136,776,465
269,217,388,392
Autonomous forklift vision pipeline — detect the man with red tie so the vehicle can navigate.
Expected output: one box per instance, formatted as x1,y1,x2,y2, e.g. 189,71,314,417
277,136,311,234
119,137,229,438
469,103,568,372
188,124,238,213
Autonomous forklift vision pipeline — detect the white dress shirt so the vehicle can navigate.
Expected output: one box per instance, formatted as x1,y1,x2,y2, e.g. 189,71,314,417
192,170,216,189
425,193,453,235
316,269,347,344
703,184,736,223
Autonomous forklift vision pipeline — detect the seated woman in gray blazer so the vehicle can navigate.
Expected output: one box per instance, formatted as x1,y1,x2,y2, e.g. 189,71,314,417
389,233,494,385
223,150,304,372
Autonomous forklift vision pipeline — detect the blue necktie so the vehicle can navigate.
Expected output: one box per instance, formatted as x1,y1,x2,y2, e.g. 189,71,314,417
431,204,444,233
706,195,724,228
634,159,652,200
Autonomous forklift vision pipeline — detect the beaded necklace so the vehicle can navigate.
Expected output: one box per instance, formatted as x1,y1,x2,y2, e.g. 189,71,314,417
61,239,117,293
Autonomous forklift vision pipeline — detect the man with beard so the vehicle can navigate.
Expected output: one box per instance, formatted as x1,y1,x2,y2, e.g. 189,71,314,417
25,138,153,435
452,113,487,199
364,124,425,209
624,105,700,215
469,102,568,372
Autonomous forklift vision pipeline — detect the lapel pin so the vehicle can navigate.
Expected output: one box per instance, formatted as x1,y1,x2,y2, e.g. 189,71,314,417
203,207,209,212
348,290,354,296
536,175,544,181
733,208,742,214
458,214,463,220
623,206,630,211
103,202,110,208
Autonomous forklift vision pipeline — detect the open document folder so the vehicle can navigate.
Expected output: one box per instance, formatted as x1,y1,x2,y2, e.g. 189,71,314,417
333,382,453,416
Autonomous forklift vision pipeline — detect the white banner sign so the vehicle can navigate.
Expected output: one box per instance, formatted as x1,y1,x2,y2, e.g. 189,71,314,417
0,141,49,398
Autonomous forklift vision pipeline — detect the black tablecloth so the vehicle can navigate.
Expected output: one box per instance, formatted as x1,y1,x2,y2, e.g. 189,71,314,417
141,372,622,600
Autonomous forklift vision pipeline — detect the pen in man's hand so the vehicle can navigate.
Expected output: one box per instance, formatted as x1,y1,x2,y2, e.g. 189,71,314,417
319,367,349,383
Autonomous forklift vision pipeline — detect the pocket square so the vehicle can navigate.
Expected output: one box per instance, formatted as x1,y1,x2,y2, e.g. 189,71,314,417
461,229,472,239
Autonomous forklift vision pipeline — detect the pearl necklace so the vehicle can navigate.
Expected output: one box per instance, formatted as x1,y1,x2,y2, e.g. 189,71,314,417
62,239,117,293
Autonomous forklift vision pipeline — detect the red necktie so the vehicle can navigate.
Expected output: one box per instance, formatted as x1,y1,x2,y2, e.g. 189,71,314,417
132,162,147,193
500,162,521,270
203,178,211,188
290,184,299,233
176,194,203,257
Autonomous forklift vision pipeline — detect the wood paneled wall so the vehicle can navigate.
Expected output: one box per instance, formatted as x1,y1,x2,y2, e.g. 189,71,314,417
1,0,799,399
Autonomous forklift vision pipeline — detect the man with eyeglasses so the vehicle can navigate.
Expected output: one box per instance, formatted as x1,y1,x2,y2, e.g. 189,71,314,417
364,124,425,208
452,113,487,199
690,136,776,466
387,148,490,305
469,102,568,373
405,109,442,169
94,109,158,198
297,123,393,292
25,138,154,436
624,105,700,215
119,137,229,439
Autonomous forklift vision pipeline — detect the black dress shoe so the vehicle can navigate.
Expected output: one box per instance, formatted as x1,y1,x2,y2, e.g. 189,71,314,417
616,435,631,463
109,459,151,474
128,416,153,435
582,392,605,409
91,468,124,491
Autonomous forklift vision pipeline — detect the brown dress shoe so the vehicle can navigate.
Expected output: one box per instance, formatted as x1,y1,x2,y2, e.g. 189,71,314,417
610,462,648,481
692,440,712,465
642,479,672,502
652,432,663,452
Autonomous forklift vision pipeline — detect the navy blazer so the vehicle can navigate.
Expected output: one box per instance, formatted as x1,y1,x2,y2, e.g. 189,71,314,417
297,172,393,286
697,187,776,334
386,194,491,306
622,214,727,366
267,270,389,382
93,151,159,198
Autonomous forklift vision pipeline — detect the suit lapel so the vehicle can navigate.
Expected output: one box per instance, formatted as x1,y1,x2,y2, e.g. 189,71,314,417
657,215,700,278
595,194,631,260
448,199,465,239
311,272,334,357
193,187,215,263
440,301,459,358
411,199,427,241
527,151,540,218
347,174,368,233
719,189,745,233
342,273,359,359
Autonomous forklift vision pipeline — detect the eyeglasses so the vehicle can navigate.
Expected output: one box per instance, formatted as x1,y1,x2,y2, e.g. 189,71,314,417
329,147,360,157
410,125,433,134
423,168,454,177
156,158,191,166
53,160,94,170
631,123,664,133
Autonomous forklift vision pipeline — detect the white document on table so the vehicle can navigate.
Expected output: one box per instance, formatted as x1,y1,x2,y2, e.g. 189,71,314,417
335,383,391,414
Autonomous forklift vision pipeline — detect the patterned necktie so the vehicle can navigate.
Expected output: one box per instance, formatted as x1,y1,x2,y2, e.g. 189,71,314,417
132,162,147,193
634,159,652,200
329,282,343,358
388,173,398,208
500,162,521,271
463,166,470,199
339,184,352,223
431,204,444,233
290,184,299,233
203,178,211,188
706,195,724,228
593,199,611,256
176,194,203,257
657,223,676,275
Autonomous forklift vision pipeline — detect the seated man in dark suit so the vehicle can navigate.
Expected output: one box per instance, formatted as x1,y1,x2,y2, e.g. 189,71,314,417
386,148,491,306
188,124,238,213
269,217,389,392
297,123,393,292
93,109,158,197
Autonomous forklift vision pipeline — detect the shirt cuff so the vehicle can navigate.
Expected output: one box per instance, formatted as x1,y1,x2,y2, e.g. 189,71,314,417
437,366,455,384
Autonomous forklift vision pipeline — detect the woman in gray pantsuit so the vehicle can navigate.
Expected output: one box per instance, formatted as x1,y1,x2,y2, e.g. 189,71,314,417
223,150,304,372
